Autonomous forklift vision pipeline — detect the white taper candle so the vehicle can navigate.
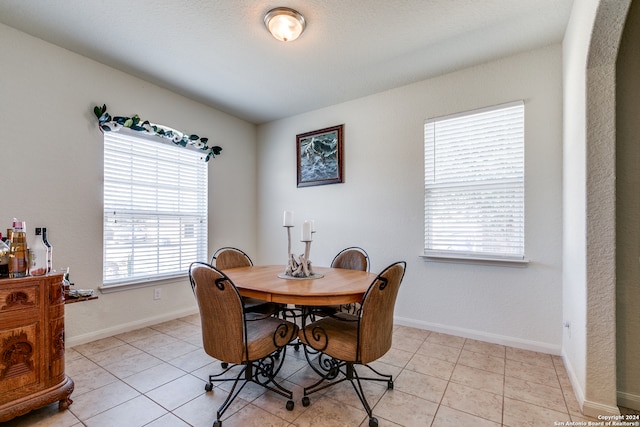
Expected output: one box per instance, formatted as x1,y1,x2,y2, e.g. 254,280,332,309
283,211,294,227
301,220,312,241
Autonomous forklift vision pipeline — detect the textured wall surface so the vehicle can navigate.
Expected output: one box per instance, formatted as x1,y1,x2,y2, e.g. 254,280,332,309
563,0,633,417
616,0,640,410
584,0,631,414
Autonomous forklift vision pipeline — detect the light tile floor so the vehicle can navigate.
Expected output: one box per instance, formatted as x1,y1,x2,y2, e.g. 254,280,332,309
3,315,623,426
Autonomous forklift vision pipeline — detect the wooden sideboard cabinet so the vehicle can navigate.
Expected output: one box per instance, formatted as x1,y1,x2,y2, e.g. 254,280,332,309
0,273,74,422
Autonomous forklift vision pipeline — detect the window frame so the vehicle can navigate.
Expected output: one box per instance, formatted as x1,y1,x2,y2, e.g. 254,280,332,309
101,129,208,290
423,100,527,265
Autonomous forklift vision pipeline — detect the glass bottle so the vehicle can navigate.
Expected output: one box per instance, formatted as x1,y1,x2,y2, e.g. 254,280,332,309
8,220,29,278
0,233,9,278
42,227,52,273
29,228,48,276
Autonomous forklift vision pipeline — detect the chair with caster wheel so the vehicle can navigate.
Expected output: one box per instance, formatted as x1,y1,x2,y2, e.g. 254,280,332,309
312,246,371,318
211,247,281,373
298,261,406,427
211,246,279,318
189,262,298,427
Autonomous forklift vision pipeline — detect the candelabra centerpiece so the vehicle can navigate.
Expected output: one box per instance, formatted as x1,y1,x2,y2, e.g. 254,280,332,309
280,211,322,279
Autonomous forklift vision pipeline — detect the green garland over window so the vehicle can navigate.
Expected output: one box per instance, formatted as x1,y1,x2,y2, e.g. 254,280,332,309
93,104,222,161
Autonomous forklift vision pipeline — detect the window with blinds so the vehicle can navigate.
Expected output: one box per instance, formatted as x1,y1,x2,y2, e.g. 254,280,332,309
424,101,525,261
103,131,208,286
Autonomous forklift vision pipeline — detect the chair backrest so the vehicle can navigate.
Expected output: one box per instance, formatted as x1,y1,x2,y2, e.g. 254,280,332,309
211,247,253,269
330,247,370,272
189,262,247,364
358,261,406,363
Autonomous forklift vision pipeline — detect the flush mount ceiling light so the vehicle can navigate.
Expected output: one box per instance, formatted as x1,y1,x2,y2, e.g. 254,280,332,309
264,7,306,42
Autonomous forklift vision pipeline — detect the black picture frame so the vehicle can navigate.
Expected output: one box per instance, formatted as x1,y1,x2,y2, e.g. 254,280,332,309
296,124,344,188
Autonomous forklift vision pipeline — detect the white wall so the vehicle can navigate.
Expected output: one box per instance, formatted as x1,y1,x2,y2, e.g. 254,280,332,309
257,45,564,352
0,23,258,346
561,0,593,411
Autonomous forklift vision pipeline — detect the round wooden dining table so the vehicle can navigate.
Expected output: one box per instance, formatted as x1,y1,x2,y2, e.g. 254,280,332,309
223,265,377,307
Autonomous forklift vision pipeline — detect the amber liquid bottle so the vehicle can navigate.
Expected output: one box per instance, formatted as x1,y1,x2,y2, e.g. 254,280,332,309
8,220,29,278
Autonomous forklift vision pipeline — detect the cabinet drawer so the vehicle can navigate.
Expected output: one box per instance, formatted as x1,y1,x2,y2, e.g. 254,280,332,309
0,285,40,314
0,322,40,405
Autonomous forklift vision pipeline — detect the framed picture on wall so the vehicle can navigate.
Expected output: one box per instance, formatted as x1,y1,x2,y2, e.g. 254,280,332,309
296,124,344,188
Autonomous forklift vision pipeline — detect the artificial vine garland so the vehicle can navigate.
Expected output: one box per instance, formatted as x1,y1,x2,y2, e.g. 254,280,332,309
93,104,222,161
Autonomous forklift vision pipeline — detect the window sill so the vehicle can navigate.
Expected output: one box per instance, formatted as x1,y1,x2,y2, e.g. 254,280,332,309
420,252,529,267
99,274,188,294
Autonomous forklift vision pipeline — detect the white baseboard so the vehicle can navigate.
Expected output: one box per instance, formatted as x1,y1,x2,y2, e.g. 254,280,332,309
561,352,586,411
618,391,640,411
582,400,621,418
394,316,562,355
561,349,621,418
66,307,198,348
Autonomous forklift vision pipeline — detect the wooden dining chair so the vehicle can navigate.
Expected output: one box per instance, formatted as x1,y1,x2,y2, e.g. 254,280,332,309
211,246,252,269
297,261,406,427
331,246,370,272
189,262,299,427
211,247,277,317
314,246,370,318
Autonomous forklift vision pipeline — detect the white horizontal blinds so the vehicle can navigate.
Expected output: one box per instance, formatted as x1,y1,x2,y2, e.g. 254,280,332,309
424,101,525,259
103,132,208,285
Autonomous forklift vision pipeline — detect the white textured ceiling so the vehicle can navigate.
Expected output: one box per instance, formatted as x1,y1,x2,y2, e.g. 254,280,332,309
0,0,573,124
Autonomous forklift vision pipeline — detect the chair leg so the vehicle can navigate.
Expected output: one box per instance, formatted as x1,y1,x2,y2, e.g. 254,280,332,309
205,351,296,425
301,361,391,427
206,362,241,391
301,360,348,406
348,364,374,421
214,365,249,424
251,353,295,405
358,363,394,389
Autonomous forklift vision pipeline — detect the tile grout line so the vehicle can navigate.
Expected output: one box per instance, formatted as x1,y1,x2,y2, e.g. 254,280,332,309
31,321,589,427
553,355,575,422
430,334,468,427
71,324,203,426
502,344,507,427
